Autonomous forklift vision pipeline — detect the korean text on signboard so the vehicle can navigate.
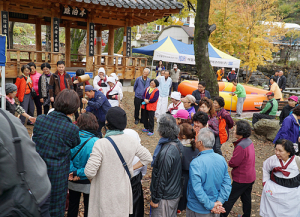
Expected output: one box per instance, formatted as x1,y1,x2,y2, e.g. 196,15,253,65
89,23,95,56
53,18,59,52
62,6,87,19
1,11,9,48
126,27,131,57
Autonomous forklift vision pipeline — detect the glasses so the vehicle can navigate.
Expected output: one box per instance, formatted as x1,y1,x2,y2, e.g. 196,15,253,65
183,101,190,104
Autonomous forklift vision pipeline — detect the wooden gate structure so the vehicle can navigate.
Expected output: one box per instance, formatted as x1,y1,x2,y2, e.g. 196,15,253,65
0,0,183,79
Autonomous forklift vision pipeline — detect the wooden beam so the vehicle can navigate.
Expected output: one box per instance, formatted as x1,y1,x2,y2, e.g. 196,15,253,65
35,18,42,62
108,25,114,65
93,17,126,26
65,21,71,67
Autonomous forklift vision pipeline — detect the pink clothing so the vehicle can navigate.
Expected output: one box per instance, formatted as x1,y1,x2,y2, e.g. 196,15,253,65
229,138,256,183
5,96,15,104
30,71,41,96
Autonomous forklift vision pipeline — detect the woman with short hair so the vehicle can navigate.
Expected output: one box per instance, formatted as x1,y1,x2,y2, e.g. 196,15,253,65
38,62,52,114
15,64,35,125
67,112,100,217
28,62,42,115
260,139,300,217
84,107,152,217
33,89,81,217
221,120,256,217
182,95,196,119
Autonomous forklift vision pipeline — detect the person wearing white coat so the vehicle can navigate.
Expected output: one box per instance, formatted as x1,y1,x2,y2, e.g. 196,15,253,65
167,91,185,115
110,72,123,91
106,77,123,107
93,67,108,95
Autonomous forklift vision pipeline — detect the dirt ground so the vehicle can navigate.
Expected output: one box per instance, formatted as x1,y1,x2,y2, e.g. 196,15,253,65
26,91,275,217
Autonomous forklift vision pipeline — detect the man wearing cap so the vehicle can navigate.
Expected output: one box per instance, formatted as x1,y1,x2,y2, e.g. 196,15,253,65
227,68,237,82
231,79,246,117
134,68,151,125
270,78,282,101
81,85,111,137
93,67,108,95
252,92,278,126
279,95,298,124
155,71,172,121
168,91,185,115
170,64,180,92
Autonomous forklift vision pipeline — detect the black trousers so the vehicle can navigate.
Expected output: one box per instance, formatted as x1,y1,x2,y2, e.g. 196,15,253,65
67,189,89,217
143,109,155,133
134,97,145,122
221,181,254,217
42,99,54,115
33,96,42,116
252,113,275,126
129,173,144,217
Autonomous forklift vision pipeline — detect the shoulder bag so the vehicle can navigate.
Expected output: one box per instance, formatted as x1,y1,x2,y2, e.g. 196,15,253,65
0,109,41,217
27,82,37,98
106,137,131,179
71,137,92,161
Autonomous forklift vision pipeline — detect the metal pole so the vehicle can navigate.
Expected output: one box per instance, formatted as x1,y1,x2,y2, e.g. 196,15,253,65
151,59,154,78
1,66,6,109
237,67,240,83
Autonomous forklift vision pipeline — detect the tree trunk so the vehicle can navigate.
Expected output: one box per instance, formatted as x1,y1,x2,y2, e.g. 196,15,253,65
103,27,124,53
8,22,15,49
45,25,51,52
70,29,86,60
194,0,219,98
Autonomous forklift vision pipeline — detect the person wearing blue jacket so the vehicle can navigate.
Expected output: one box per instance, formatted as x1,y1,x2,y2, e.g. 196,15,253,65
134,68,151,125
186,128,232,216
68,112,100,217
81,85,111,137
274,105,300,146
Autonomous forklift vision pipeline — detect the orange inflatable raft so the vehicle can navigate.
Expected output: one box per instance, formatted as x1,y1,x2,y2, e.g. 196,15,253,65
178,81,268,111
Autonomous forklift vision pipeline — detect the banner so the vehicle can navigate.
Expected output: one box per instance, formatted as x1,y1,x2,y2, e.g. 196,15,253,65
0,35,6,66
89,23,94,56
153,51,240,68
126,27,131,57
53,18,59,52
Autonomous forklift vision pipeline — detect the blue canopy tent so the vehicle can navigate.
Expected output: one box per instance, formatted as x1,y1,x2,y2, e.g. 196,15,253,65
0,35,7,109
132,36,241,68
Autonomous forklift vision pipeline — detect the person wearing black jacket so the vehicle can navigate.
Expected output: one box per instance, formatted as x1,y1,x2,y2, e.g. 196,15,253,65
277,71,287,91
192,81,211,112
150,114,183,217
279,96,298,124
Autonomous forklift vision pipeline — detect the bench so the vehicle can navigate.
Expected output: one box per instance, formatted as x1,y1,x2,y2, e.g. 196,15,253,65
255,100,288,111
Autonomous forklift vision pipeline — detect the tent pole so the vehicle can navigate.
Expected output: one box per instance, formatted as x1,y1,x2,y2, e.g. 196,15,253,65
1,66,5,109
237,68,240,83
151,59,154,78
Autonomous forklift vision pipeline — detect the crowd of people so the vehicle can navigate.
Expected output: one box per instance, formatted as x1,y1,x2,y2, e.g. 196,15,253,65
0,62,300,217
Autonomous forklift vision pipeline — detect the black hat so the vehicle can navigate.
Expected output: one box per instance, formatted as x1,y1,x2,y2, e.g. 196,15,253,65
106,107,127,130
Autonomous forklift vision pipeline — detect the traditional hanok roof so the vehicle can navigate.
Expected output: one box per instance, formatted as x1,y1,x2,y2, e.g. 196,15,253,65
75,0,184,10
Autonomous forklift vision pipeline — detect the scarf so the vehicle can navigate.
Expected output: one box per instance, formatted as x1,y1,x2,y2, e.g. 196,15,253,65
271,156,295,183
41,74,49,98
97,76,107,87
148,87,155,94
152,137,177,167
5,96,15,104
22,73,31,84
169,101,182,113
106,84,116,98
104,129,124,138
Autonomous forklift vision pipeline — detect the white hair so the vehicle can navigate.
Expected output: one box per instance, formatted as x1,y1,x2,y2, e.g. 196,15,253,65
197,128,215,148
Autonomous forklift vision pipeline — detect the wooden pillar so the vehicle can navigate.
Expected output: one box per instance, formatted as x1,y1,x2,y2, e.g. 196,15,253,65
96,26,102,65
86,18,94,72
36,18,42,62
65,22,71,67
108,25,114,65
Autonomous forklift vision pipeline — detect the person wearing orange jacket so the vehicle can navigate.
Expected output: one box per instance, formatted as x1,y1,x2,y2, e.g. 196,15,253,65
217,68,225,81
15,64,35,125
141,79,159,136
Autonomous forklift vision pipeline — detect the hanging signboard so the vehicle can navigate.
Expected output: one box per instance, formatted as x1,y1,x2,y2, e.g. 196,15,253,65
89,23,94,56
61,6,87,19
1,11,9,48
53,18,59,52
126,27,131,57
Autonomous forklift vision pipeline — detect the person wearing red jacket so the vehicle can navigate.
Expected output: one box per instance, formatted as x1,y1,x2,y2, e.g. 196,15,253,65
221,120,256,217
15,65,35,125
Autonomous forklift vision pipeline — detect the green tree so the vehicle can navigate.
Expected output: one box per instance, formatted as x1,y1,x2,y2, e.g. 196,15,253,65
194,0,219,97
70,29,86,59
104,27,124,54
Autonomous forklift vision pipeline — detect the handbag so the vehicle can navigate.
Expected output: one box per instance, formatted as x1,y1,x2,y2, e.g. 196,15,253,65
106,137,131,179
0,109,41,217
27,82,37,98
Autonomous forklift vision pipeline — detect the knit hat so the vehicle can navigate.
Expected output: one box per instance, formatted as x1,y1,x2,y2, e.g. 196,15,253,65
107,77,116,84
5,83,18,94
171,91,181,101
98,67,105,75
173,109,189,119
266,92,274,96
288,95,298,102
106,107,127,130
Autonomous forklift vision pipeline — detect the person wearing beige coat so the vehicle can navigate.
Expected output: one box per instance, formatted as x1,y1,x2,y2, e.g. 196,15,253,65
84,107,152,217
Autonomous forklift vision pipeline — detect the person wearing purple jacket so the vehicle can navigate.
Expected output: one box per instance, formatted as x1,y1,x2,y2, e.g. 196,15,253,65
221,120,256,217
141,79,159,136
